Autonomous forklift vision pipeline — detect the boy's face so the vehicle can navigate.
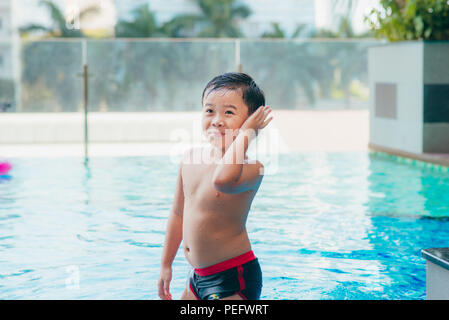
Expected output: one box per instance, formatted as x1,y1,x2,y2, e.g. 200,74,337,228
202,88,250,151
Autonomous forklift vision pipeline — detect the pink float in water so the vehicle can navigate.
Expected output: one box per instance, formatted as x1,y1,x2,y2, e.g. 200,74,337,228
0,162,12,175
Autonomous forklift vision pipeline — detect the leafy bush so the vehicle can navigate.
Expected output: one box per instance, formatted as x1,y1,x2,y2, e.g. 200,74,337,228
364,0,449,41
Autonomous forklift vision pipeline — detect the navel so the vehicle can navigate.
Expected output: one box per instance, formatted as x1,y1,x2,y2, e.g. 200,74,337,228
215,191,220,197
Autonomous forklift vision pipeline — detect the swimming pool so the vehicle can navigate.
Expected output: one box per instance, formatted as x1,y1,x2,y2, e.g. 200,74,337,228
1,152,448,299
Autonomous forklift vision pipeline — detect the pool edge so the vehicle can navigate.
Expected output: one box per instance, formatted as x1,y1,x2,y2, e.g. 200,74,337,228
369,143,449,172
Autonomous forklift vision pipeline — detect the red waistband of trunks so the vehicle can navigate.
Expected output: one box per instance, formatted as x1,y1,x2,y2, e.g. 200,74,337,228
194,250,256,276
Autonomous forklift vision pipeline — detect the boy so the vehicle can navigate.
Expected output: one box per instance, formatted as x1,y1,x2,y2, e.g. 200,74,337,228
158,72,273,300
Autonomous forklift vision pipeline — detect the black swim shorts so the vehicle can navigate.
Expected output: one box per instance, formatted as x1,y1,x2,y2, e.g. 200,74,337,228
189,250,262,300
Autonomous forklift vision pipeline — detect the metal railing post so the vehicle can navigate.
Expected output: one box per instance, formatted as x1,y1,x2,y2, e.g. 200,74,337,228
81,39,89,160
235,39,242,72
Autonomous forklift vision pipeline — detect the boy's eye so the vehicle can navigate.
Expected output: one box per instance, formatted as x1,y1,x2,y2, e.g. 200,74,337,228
204,109,233,114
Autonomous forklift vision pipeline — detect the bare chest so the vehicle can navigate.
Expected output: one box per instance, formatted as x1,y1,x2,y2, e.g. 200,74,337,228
182,163,220,199
181,163,254,212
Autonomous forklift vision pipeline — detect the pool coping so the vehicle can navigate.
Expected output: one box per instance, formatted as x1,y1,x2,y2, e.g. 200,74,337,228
369,143,449,169
422,248,449,271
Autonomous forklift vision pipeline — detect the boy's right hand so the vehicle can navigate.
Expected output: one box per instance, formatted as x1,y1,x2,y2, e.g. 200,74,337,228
239,105,273,137
158,266,173,300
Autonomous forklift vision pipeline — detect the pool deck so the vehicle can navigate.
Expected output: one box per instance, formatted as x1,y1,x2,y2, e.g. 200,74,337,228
0,110,370,158
2,110,448,166
369,143,449,168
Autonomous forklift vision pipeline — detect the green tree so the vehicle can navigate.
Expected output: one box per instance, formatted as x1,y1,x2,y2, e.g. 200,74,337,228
163,0,252,38
19,0,99,38
261,23,307,38
364,0,449,41
115,4,164,37
159,14,200,37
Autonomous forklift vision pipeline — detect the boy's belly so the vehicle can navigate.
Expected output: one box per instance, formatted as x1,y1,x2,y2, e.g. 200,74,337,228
182,214,251,268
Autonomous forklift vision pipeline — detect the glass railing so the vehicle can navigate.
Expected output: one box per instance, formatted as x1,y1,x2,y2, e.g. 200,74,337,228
18,39,83,112
4,38,380,112
87,39,236,112
240,39,375,110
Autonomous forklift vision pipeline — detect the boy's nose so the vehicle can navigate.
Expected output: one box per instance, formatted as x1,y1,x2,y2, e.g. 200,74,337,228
212,117,224,127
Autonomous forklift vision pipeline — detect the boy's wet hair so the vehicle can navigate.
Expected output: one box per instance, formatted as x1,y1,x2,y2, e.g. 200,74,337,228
202,72,265,115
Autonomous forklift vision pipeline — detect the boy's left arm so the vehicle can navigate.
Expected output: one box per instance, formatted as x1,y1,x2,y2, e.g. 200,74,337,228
213,105,272,194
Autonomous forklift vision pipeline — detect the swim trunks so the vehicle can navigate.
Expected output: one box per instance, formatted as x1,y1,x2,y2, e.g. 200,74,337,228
189,250,262,300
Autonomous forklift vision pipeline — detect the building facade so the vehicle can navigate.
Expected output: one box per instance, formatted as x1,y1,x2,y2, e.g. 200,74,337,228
0,0,14,78
315,0,381,35
0,0,18,111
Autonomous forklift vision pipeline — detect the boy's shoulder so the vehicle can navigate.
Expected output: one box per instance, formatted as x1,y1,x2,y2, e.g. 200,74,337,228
180,145,214,163
180,146,202,165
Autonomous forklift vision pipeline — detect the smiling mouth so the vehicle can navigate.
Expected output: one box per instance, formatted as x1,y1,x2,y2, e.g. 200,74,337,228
208,131,225,137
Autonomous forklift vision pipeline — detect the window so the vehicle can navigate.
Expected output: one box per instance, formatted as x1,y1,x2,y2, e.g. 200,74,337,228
375,83,397,119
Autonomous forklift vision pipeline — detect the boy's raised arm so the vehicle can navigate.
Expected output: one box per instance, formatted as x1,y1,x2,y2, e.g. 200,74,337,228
213,106,272,194
212,130,264,194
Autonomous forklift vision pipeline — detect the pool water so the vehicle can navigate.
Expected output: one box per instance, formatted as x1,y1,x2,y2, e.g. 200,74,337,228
0,152,448,299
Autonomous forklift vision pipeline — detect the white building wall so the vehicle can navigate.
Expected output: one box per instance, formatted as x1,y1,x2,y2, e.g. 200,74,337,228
315,0,381,35
0,1,12,36
241,0,315,37
0,0,20,110
368,42,424,154
0,0,13,78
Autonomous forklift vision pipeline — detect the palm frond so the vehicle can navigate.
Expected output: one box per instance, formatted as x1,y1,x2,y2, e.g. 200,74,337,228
262,22,285,38
115,3,162,37
161,14,203,37
40,0,66,30
78,4,101,20
291,24,307,38
230,4,252,19
19,24,52,34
